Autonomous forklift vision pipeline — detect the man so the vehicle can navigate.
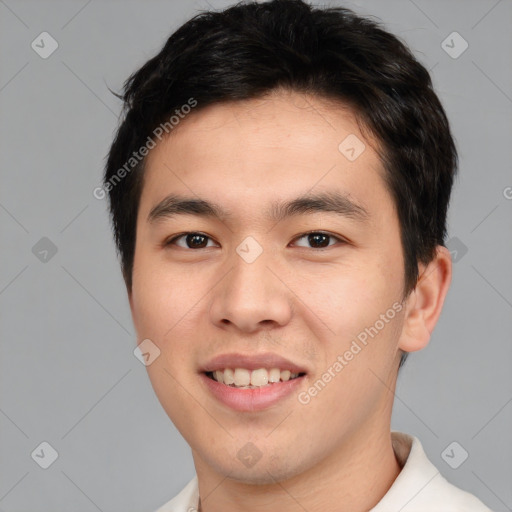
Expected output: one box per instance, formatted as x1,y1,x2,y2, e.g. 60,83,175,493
102,1,492,510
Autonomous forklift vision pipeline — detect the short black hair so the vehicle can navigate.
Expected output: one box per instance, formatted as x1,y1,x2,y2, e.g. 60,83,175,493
103,0,458,369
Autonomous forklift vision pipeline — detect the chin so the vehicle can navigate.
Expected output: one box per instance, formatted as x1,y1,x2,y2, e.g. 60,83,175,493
200,444,308,485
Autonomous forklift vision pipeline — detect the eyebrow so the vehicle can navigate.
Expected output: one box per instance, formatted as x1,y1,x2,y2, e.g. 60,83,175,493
147,191,370,225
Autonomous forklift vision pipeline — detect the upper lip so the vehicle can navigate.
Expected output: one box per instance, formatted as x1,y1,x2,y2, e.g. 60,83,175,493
200,352,308,374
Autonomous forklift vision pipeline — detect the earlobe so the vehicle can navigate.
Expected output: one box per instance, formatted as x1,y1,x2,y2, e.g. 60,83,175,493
398,245,452,353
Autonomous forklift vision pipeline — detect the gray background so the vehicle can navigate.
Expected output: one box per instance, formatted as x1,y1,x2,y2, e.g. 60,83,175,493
1,0,511,510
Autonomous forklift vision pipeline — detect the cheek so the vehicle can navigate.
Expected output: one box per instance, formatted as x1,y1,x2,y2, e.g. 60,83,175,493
131,255,210,388
302,260,378,333
302,257,402,371
131,254,196,338
131,259,204,428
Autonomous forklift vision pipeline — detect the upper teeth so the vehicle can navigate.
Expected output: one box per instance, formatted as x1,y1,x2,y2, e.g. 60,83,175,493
212,368,301,387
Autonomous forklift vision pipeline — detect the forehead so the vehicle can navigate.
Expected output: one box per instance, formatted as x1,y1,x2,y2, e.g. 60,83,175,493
139,90,393,227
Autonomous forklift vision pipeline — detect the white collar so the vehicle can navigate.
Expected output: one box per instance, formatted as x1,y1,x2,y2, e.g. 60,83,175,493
155,431,491,511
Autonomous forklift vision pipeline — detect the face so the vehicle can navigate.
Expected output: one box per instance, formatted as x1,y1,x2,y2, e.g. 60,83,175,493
129,90,412,484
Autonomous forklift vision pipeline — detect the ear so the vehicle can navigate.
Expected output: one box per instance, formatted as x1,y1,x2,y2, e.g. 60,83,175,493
398,245,452,353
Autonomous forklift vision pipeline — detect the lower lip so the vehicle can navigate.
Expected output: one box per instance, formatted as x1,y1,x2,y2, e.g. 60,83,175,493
200,372,306,412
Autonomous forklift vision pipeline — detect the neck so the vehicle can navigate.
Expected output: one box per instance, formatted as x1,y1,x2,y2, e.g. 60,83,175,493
194,421,402,512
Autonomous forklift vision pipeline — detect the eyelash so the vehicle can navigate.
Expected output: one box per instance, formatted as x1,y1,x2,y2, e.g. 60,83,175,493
164,231,347,250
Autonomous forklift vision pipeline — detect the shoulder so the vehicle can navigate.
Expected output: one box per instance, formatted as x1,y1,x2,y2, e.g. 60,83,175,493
371,432,493,512
153,475,199,512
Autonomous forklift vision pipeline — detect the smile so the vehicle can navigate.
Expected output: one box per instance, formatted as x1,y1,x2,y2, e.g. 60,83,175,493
206,367,305,388
201,371,307,412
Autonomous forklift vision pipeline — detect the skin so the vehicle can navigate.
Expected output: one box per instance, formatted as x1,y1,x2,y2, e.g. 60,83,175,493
128,89,452,512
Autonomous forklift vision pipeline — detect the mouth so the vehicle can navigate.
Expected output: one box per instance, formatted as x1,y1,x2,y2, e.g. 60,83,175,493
204,368,307,389
200,369,307,412
199,352,309,411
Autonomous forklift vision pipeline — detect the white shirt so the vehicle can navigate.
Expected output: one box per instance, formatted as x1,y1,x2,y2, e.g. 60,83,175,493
155,431,492,511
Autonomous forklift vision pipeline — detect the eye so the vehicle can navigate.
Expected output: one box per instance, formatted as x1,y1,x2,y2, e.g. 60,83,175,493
165,232,217,249
292,231,345,249
164,231,346,250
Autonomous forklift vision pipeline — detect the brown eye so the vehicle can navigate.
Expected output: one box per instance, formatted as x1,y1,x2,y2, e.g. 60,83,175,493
166,232,216,249
293,231,344,249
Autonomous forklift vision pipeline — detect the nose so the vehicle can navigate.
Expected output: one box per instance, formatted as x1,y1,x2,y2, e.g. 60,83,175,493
209,247,293,334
